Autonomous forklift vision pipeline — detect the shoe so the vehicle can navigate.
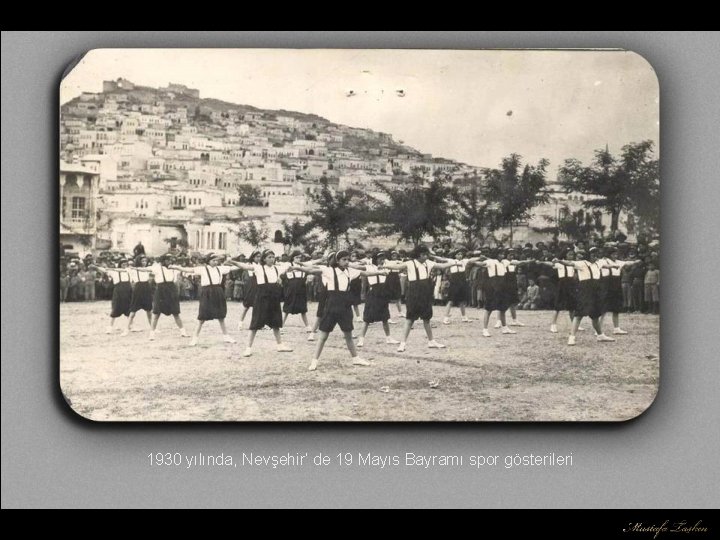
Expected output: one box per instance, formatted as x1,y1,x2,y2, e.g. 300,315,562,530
597,334,616,342
223,336,237,344
180,329,189,337
482,329,491,337
442,317,451,325
397,342,406,352
105,327,113,334
501,327,517,334
388,319,398,324
397,312,405,318
352,333,358,339
279,328,285,334
355,317,364,323
550,324,558,333
494,320,502,329
121,329,129,337
242,347,253,357
308,359,318,371
461,317,471,323
357,338,364,348
352,357,371,367
613,328,628,335
307,333,315,342
149,331,156,341
386,337,400,345
277,344,293,352
131,327,144,332
237,320,244,330
509,320,525,327
568,335,576,346
428,340,446,348
305,326,313,333
190,336,198,346
578,326,586,331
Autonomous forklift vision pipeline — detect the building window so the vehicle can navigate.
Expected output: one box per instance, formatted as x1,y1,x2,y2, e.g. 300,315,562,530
61,196,67,219
195,231,200,249
210,232,216,249
219,232,226,250
71,197,86,220
274,230,283,243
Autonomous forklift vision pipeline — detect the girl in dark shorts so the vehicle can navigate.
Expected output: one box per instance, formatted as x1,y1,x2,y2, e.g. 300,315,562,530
537,251,580,333
127,255,153,333
556,248,622,346
600,246,642,335
382,246,456,352
384,250,405,322
435,247,482,325
282,250,312,333
348,250,364,322
170,254,237,346
474,249,520,337
230,250,301,358
306,251,334,342
136,255,189,341
91,259,132,336
356,251,401,348
238,250,261,330
300,250,388,371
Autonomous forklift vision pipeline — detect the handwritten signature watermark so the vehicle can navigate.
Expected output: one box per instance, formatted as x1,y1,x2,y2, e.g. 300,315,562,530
624,521,708,539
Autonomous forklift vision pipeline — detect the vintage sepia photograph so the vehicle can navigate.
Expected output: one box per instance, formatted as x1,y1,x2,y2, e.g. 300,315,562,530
59,49,660,421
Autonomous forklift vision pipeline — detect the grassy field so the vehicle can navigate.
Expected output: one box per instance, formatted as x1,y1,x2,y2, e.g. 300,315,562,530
60,300,659,422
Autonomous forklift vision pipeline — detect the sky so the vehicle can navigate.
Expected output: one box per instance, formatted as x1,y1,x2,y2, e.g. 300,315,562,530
61,49,659,177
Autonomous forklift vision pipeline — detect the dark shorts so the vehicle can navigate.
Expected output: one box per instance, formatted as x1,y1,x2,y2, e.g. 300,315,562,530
198,284,227,321
152,282,180,316
129,281,153,312
483,277,509,312
405,279,434,321
603,277,623,313
110,281,132,318
363,285,390,323
319,291,354,333
385,272,402,301
447,273,470,304
554,278,578,312
249,284,283,330
577,280,603,319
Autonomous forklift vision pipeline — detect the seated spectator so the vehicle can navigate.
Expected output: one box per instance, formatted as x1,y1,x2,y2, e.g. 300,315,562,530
520,279,540,310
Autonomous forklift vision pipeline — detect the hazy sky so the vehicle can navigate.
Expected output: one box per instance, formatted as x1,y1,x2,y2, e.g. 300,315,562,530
62,49,659,176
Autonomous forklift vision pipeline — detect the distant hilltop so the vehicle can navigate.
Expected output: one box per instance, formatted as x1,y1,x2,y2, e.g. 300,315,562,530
63,78,447,161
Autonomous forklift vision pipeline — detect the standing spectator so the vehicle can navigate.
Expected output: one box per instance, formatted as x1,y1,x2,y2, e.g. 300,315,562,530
60,267,69,303
81,263,98,301
644,262,660,314
630,255,647,313
224,274,235,301
133,241,146,258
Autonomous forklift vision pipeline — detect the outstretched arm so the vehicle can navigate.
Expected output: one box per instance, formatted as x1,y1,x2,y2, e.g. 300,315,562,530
360,268,389,278
382,260,407,271
168,265,195,274
226,260,256,271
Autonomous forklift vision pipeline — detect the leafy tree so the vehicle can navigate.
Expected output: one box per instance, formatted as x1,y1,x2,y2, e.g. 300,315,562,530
558,141,659,234
451,176,494,247
305,178,369,249
370,175,454,247
237,221,269,249
532,206,605,243
484,154,550,244
237,184,265,207
281,218,317,248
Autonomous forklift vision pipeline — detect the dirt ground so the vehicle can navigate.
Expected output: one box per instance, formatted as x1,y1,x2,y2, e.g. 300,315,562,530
60,300,659,422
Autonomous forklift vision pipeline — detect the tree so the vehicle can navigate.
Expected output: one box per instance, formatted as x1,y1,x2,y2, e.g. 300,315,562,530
370,175,454,247
281,218,317,248
236,184,265,207
237,221,269,249
558,141,659,234
532,206,605,243
484,154,550,244
305,178,369,249
451,176,493,247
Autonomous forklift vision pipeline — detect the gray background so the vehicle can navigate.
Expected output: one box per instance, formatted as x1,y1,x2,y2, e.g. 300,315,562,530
2,31,719,509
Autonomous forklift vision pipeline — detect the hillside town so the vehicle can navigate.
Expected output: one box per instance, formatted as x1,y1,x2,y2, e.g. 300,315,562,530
60,78,616,258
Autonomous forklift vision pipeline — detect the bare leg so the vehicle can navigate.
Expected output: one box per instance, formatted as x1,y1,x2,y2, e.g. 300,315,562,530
483,309,492,330
551,311,560,325
310,331,330,370
395,300,403,314
591,317,603,335
272,327,283,344
423,319,434,341
509,305,517,320
240,306,249,321
128,312,136,330
401,318,413,342
382,321,391,337
194,320,204,338
172,314,185,330
301,313,309,327
246,329,258,348
218,319,228,335
445,301,453,317
570,316,582,337
499,310,507,326
146,310,152,325
151,314,160,330
344,331,358,357
283,312,289,325
460,304,466,317
360,322,370,339
612,312,620,329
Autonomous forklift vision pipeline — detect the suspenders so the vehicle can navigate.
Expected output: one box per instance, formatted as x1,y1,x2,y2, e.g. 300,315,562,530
204,265,222,285
330,268,350,291
259,265,278,285
411,260,428,281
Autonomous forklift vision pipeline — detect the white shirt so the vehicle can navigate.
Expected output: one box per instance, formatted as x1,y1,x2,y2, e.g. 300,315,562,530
447,258,468,274
107,269,130,283
554,262,576,279
597,257,612,277
128,268,149,283
253,263,281,285
151,263,179,283
366,263,386,285
501,259,517,273
485,259,506,278
574,261,602,281
405,259,436,281
285,268,306,279
194,265,233,286
321,265,361,291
